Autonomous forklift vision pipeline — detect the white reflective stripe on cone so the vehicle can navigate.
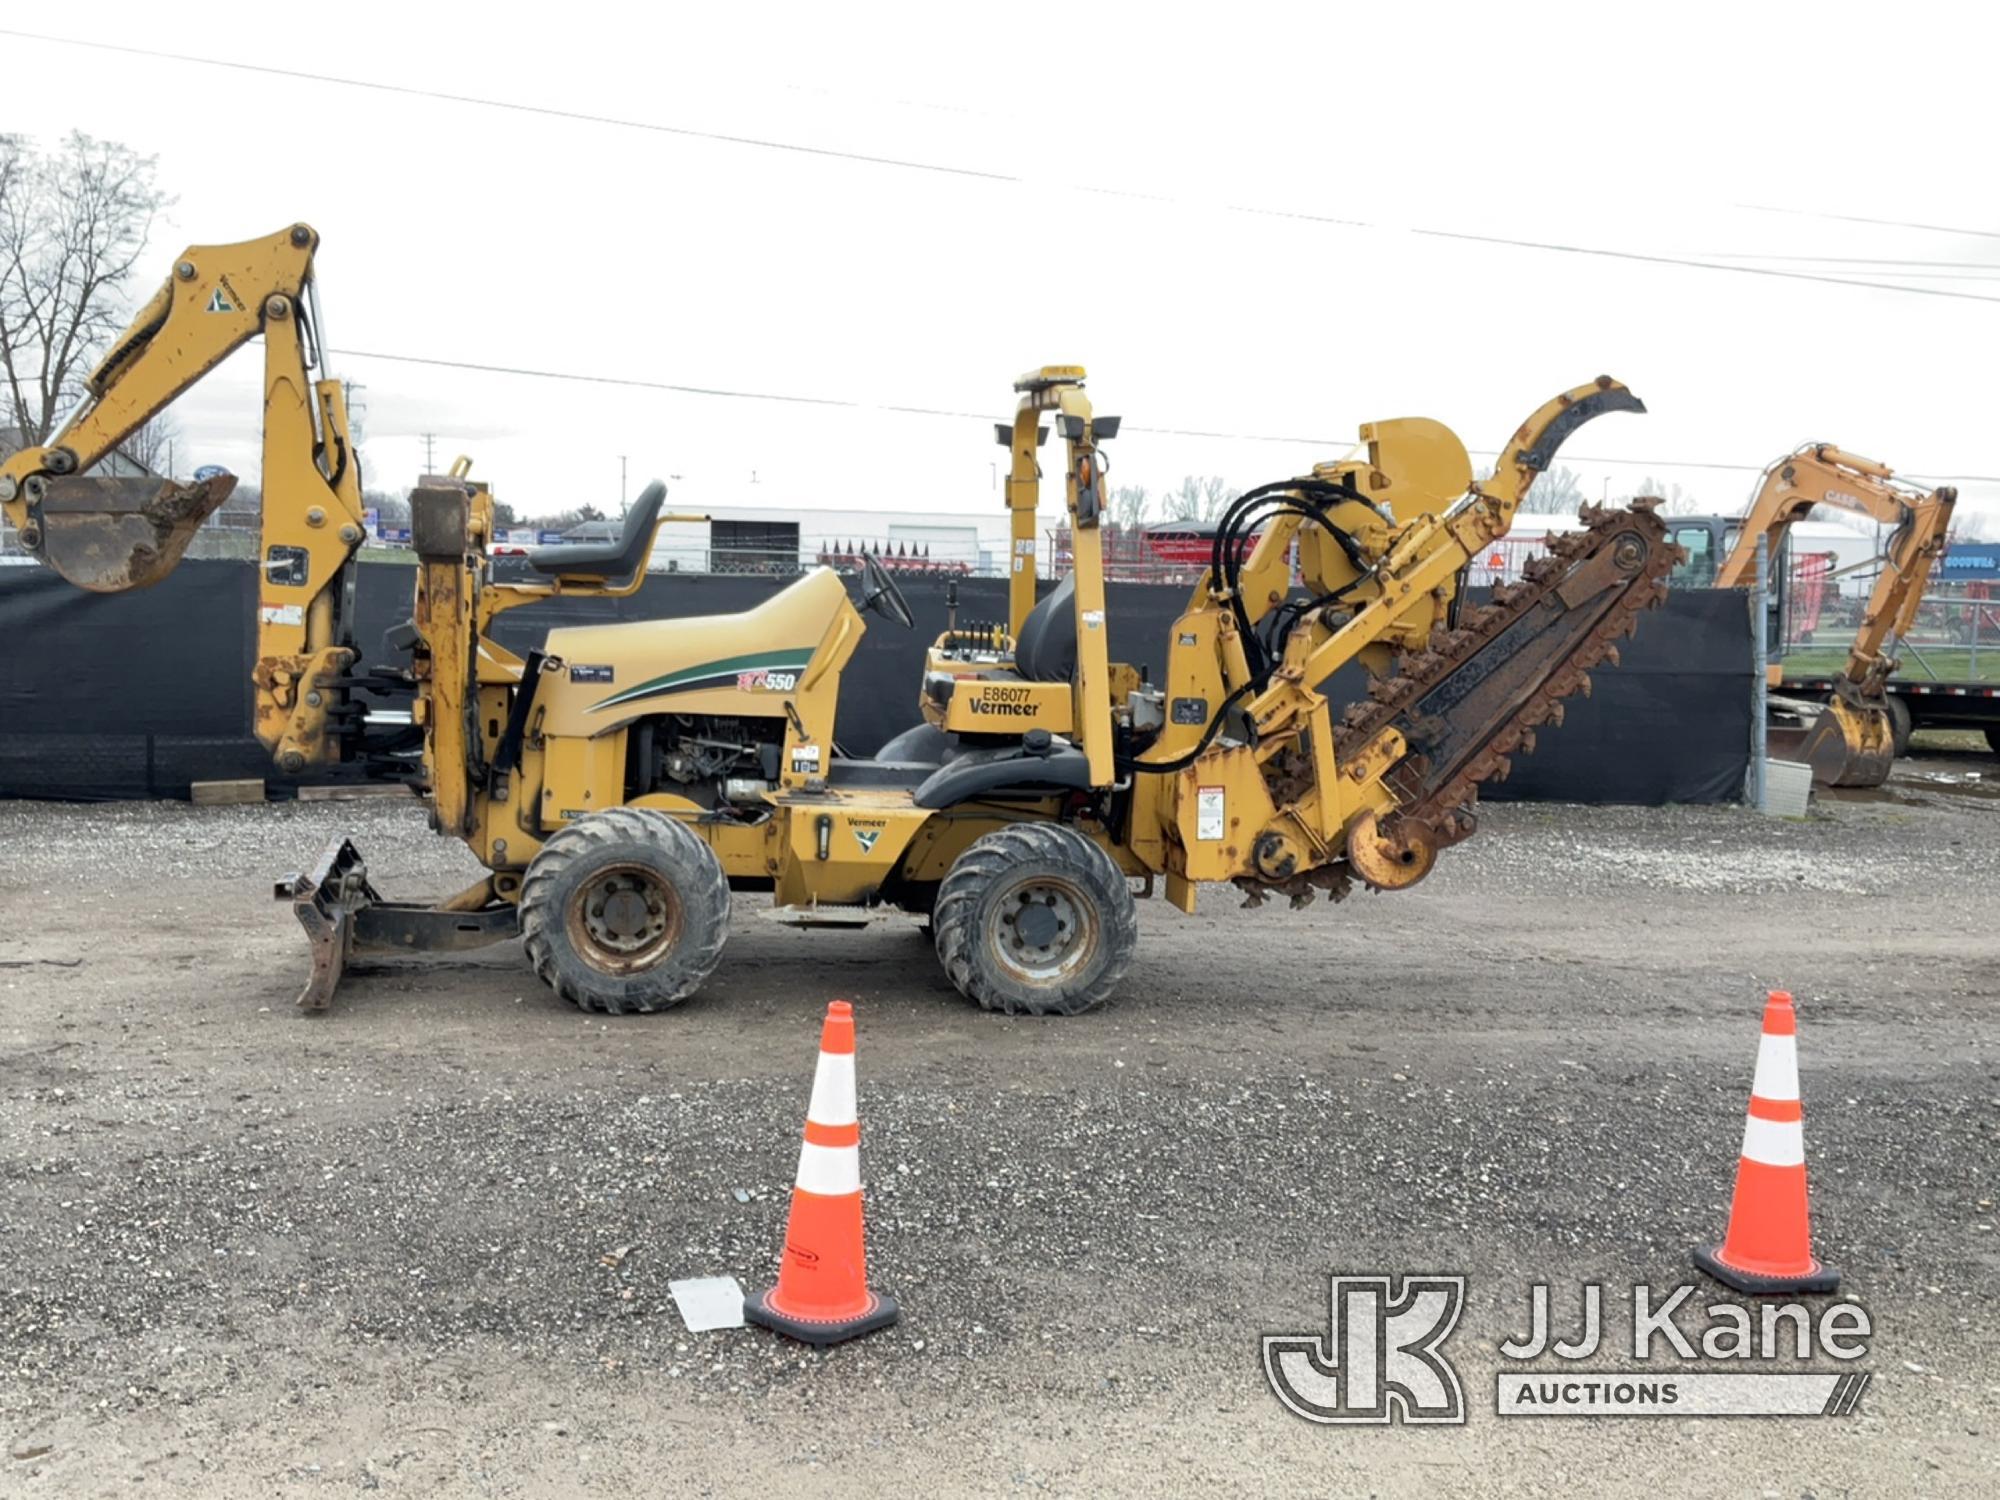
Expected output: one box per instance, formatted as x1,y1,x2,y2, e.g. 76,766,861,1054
1750,1033,1800,1102
795,1140,862,1196
807,1052,858,1127
1739,1113,1806,1168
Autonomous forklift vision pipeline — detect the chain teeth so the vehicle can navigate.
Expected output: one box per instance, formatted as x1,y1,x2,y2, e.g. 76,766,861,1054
1327,503,1676,888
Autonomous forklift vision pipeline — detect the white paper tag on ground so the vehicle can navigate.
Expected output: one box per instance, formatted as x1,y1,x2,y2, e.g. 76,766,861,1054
669,1276,746,1331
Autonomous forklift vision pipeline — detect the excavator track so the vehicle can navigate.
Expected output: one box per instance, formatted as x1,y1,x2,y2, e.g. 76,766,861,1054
1329,499,1680,889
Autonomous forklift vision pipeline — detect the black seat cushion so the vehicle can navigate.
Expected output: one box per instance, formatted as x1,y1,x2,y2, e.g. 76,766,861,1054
1014,574,1077,682
526,481,665,584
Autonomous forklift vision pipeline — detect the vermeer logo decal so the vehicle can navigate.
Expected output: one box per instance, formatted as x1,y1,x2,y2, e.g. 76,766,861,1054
969,685,1037,717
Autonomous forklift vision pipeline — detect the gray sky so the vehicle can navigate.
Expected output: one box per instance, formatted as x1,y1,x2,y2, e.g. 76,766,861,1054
7,2,1997,528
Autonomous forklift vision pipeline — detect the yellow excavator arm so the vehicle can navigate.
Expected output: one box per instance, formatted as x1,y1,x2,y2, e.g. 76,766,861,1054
1713,443,1955,786
1716,443,1956,688
0,223,370,769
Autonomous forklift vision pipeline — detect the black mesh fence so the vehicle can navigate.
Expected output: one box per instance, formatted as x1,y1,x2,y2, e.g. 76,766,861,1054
0,560,1750,804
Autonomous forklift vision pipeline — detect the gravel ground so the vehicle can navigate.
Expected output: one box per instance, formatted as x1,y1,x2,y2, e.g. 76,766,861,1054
1,751,1997,1497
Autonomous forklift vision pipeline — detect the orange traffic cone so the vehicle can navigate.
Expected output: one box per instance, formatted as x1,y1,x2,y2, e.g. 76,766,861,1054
1693,990,1839,1294
745,1001,900,1346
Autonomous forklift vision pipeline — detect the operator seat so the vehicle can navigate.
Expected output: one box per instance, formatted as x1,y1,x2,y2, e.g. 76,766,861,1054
870,575,1078,768
525,481,665,586
1012,573,1078,682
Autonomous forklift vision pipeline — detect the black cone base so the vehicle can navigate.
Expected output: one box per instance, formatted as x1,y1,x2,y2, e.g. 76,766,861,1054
744,1286,900,1348
1693,1243,1840,1295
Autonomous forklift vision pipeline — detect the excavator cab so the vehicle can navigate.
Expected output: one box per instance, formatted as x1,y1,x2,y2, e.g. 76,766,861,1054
1671,516,1787,655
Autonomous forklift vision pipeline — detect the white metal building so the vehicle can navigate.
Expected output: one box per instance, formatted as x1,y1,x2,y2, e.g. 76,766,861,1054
646,504,1025,575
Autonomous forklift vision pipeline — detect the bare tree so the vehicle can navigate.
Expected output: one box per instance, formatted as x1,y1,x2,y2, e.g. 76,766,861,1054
0,132,171,448
1200,474,1239,522
1161,475,1203,522
1627,475,1702,516
1162,475,1242,522
1112,483,1151,531
1516,464,1587,515
116,411,179,475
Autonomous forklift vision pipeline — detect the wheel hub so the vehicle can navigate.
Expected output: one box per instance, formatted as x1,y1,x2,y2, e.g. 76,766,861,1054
993,877,1095,982
599,887,653,941
572,864,682,973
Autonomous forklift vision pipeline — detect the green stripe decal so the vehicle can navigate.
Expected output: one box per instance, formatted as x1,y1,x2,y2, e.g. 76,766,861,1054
588,647,815,712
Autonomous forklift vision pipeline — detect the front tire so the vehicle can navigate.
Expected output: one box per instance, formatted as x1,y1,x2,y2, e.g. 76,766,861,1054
519,807,730,1014
1886,695,1913,759
933,824,1137,1016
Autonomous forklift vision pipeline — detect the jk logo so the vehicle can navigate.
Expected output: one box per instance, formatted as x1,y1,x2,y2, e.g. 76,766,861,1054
1263,1275,1467,1425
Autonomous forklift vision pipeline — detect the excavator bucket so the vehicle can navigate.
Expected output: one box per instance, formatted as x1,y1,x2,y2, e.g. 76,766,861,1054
34,472,237,592
1794,687,1896,788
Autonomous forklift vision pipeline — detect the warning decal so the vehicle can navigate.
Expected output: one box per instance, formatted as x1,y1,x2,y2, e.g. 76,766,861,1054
1196,786,1225,841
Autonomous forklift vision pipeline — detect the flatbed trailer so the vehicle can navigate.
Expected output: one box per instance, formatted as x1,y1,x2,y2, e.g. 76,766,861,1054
1776,672,2000,754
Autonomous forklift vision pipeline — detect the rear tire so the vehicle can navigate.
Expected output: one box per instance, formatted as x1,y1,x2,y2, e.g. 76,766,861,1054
933,824,1136,1016
1886,695,1913,759
1986,727,2000,759
519,807,729,1014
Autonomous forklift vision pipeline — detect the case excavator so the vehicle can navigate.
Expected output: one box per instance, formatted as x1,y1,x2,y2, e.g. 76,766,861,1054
1696,444,1955,787
1,223,1680,1017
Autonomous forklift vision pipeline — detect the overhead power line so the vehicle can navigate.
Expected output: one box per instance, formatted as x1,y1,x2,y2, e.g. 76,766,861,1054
0,28,1018,184
1411,227,2000,305
1740,204,2000,242
9,28,2000,309
1700,252,2000,269
329,347,2000,485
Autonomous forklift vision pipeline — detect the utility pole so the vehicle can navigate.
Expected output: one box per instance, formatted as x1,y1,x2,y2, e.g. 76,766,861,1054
620,454,628,511
421,433,437,475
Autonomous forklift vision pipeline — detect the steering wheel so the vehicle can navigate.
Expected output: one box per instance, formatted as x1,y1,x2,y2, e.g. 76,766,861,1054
859,552,916,630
